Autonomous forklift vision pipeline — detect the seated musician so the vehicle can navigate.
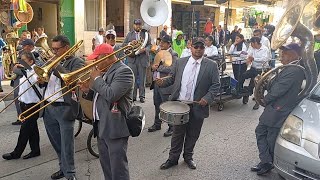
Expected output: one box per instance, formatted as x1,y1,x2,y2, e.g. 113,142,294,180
79,43,134,180
204,35,218,57
2,51,43,160
147,34,178,137
238,36,270,110
228,34,248,92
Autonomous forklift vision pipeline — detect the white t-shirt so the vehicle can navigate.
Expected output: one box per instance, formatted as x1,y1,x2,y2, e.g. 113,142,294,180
93,34,104,47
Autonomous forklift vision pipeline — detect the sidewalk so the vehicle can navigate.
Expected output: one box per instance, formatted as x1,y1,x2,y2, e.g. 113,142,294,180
0,80,14,100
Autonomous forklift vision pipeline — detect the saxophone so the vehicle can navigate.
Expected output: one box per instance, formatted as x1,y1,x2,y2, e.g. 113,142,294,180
254,0,318,107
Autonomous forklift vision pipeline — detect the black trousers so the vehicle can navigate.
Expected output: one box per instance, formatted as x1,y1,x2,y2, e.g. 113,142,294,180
13,103,40,156
232,63,247,90
255,123,280,164
239,67,262,93
169,107,204,162
153,84,172,128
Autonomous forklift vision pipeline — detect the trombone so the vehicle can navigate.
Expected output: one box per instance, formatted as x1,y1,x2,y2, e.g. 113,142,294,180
19,41,142,122
0,40,84,113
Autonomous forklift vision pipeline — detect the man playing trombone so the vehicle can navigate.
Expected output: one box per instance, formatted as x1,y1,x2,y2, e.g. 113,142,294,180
38,35,85,180
79,43,134,180
2,51,42,160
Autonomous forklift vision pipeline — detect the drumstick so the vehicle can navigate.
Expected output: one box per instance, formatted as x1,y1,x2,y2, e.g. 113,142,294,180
153,76,172,81
179,100,199,104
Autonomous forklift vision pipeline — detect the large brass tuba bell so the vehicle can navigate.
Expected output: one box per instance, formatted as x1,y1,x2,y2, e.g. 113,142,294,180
35,37,55,60
2,32,19,80
254,0,318,107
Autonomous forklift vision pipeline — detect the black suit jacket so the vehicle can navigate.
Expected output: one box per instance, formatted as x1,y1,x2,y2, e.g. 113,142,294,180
259,66,305,127
160,57,220,119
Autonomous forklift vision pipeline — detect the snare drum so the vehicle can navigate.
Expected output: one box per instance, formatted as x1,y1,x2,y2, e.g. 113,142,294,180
159,101,190,125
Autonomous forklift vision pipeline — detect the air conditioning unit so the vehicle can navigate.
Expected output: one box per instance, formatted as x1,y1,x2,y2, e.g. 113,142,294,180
216,0,227,4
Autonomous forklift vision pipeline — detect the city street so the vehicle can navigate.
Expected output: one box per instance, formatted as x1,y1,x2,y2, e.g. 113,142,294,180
0,86,283,180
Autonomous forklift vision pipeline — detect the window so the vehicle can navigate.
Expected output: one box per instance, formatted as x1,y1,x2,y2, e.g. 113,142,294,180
84,0,100,31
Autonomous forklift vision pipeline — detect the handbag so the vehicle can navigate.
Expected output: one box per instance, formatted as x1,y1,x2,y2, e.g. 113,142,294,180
125,105,145,137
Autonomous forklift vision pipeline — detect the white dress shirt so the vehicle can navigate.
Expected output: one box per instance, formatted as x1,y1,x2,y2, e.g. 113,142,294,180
18,65,43,104
179,56,203,101
180,48,191,58
228,42,248,64
204,45,218,57
248,36,271,55
44,73,64,102
248,45,270,69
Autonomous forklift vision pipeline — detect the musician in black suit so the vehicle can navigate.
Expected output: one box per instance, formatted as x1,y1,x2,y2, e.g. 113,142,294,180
251,43,305,175
156,37,220,170
122,19,151,103
2,51,42,160
147,35,178,137
38,35,85,180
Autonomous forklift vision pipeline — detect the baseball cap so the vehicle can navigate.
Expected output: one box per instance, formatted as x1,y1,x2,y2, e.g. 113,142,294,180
98,27,105,32
160,35,172,43
192,37,205,46
280,43,302,56
106,29,117,37
133,19,142,25
21,39,35,46
87,43,114,60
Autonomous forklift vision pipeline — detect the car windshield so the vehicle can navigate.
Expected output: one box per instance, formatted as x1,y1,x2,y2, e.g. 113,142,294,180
309,84,320,102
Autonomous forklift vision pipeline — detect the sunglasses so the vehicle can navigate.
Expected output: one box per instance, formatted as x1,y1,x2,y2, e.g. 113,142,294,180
193,45,205,50
106,35,115,40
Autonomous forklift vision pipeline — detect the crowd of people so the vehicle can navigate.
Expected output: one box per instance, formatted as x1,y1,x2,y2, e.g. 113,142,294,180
0,17,310,180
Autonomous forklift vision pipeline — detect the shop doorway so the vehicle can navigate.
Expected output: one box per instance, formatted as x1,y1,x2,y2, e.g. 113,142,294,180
106,0,124,37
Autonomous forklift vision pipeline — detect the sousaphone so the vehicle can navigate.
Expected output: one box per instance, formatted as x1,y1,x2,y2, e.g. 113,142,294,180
254,0,318,107
140,0,169,27
14,2,34,24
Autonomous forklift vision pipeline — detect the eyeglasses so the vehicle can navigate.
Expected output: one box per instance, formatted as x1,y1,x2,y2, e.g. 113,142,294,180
51,46,65,52
106,35,115,40
192,45,205,50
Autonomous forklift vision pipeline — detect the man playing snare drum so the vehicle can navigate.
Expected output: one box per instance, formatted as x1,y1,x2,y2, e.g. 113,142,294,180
155,37,220,170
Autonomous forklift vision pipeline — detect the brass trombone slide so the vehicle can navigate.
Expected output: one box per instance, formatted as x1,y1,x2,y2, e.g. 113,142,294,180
0,41,84,113
19,43,139,122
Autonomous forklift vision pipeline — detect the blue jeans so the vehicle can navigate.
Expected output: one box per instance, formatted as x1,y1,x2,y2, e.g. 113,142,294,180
44,105,75,178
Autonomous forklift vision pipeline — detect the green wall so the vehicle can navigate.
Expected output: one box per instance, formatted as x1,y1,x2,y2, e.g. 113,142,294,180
60,0,75,45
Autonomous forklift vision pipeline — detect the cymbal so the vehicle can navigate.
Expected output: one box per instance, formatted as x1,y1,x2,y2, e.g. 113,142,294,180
153,50,172,66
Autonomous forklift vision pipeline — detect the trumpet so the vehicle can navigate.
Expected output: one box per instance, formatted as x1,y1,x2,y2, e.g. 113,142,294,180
0,40,84,113
18,41,142,122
